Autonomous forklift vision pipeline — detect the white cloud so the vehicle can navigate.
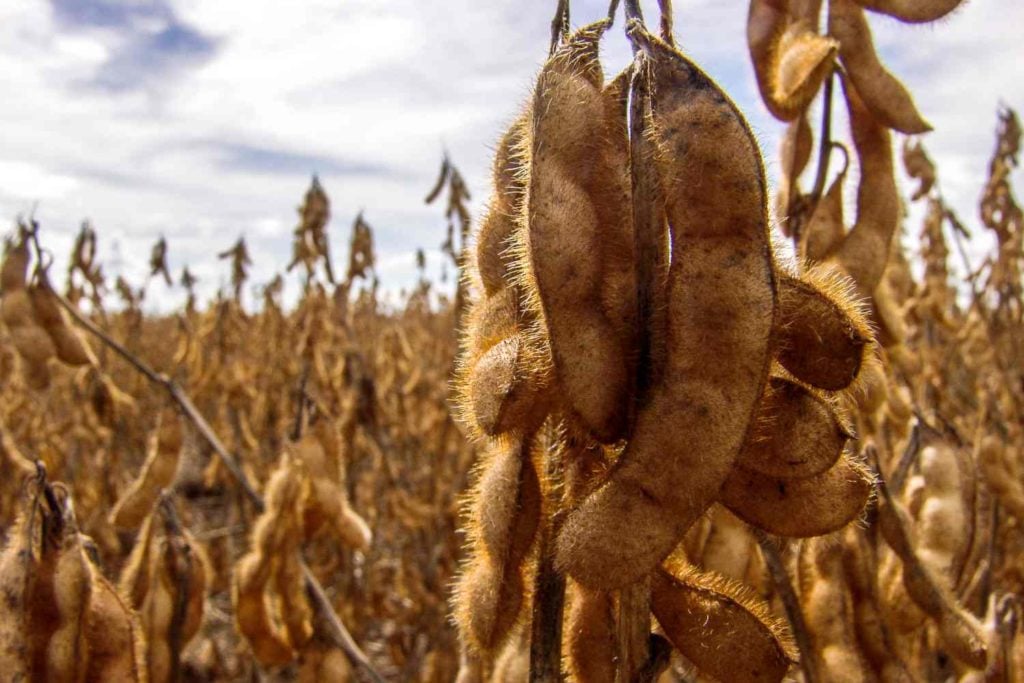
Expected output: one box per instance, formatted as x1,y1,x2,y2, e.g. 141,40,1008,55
0,0,1019,311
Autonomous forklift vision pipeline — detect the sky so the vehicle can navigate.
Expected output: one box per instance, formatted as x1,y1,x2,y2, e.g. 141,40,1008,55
0,0,1021,311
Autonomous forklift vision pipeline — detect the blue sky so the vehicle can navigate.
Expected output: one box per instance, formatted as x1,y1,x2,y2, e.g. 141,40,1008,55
0,0,1021,310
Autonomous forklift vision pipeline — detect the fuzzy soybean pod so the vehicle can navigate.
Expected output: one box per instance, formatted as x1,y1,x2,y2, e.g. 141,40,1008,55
554,28,775,590
853,0,965,23
0,514,31,680
735,376,852,479
233,458,304,667
828,0,931,134
721,448,873,537
877,479,988,668
453,436,541,654
748,0,838,122
773,267,872,392
110,411,184,530
800,156,848,263
827,78,900,297
902,138,936,201
455,118,551,440
797,538,871,680
652,561,794,683
0,233,30,292
84,574,147,683
29,273,91,367
28,523,94,682
293,435,371,551
914,443,974,589
776,111,813,234
524,21,632,443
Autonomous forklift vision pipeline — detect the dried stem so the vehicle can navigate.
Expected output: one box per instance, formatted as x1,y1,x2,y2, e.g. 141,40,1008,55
754,530,819,683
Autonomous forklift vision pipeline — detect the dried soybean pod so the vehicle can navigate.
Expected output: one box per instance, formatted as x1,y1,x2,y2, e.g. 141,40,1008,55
776,111,813,235
774,269,871,391
275,548,313,651
465,335,550,438
454,437,541,653
40,530,94,682
476,117,528,295
774,24,838,115
598,69,638,346
748,0,837,122
233,554,293,667
0,513,32,680
902,138,936,201
120,511,157,609
877,479,988,668
110,411,184,530
800,153,848,262
85,575,147,682
555,27,775,589
524,21,631,442
828,0,931,134
0,233,29,292
29,274,91,367
736,377,851,479
854,0,965,23
652,562,794,683
721,452,873,537
798,538,871,680
827,77,900,295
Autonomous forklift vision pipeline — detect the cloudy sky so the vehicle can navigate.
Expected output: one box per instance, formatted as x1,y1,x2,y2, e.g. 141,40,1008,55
0,0,1021,310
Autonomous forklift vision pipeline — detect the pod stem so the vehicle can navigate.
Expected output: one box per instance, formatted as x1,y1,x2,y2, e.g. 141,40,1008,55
616,577,652,682
754,529,820,683
795,70,836,251
550,0,570,56
530,436,567,682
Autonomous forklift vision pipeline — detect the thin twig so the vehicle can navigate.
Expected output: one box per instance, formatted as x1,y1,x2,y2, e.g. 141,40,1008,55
754,530,818,683
550,0,570,56
656,0,675,46
47,258,384,683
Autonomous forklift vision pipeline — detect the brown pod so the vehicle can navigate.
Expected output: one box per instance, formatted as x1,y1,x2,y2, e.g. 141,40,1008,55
854,0,965,23
0,235,29,292
800,161,848,262
776,111,815,235
555,28,775,589
467,334,550,437
829,0,932,134
1,288,33,328
9,324,56,365
774,269,871,391
29,277,91,367
748,0,836,122
525,21,632,442
652,562,794,683
877,483,987,668
85,575,147,682
737,376,851,479
721,452,873,537
475,117,529,295
0,514,31,680
827,77,900,295
110,411,184,530
902,138,936,201
454,437,541,653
